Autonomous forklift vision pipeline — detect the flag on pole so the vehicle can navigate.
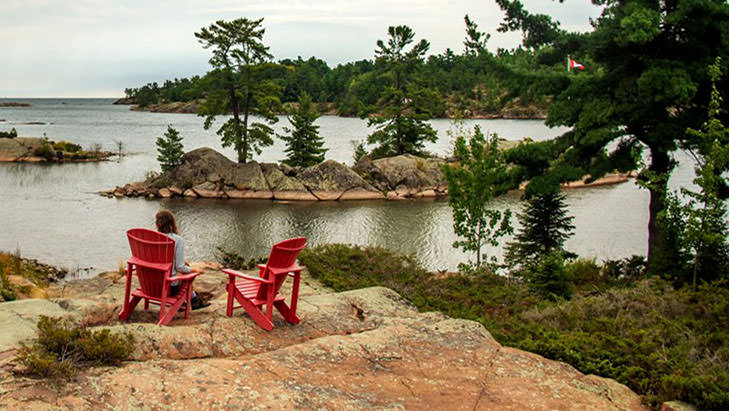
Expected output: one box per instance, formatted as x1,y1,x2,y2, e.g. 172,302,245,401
568,56,585,71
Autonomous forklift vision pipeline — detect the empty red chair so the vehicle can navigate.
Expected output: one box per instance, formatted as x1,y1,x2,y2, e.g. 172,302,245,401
222,237,307,331
118,228,201,326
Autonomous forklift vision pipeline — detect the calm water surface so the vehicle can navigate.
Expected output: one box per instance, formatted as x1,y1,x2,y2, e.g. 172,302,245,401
0,98,694,277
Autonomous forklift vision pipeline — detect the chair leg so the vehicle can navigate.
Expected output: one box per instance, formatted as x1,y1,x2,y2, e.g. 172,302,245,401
233,292,273,331
158,296,186,326
226,278,235,317
144,299,149,310
274,300,300,324
119,296,142,320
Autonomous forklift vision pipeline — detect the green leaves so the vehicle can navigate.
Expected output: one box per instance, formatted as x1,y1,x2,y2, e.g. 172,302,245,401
156,125,184,172
442,126,513,268
280,92,327,167
195,18,280,163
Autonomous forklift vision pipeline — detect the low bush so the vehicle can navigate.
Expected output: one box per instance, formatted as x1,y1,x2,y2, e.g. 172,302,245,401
299,244,729,410
33,143,55,161
217,248,267,270
16,316,134,381
52,140,82,153
0,128,17,138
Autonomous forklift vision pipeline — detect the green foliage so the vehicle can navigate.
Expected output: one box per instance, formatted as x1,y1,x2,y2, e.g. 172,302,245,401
195,18,281,163
156,125,185,172
300,243,729,409
351,140,368,164
52,140,81,153
0,128,18,138
664,57,729,287
280,92,327,167
521,251,573,300
33,141,55,161
441,126,513,268
505,190,574,271
16,316,134,381
216,248,267,270
364,25,440,157
497,0,729,277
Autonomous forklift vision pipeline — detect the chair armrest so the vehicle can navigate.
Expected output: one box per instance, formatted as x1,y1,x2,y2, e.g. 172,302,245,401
223,269,273,284
168,270,202,282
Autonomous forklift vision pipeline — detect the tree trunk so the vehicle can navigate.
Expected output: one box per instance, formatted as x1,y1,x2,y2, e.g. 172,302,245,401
227,73,243,164
646,146,672,276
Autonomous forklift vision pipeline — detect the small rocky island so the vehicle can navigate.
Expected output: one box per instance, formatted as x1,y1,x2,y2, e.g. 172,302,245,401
0,136,113,163
106,147,632,202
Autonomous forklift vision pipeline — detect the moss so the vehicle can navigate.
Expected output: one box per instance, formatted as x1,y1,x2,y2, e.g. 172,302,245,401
299,244,729,410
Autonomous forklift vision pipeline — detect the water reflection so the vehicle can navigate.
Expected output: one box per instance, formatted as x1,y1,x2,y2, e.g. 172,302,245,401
0,99,660,278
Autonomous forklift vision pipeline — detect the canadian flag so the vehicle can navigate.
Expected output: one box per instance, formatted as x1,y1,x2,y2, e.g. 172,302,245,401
568,57,585,71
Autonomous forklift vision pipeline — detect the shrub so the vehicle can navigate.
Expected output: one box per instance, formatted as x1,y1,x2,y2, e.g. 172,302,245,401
299,244,729,409
522,251,574,300
16,316,134,381
34,143,55,161
0,128,17,138
217,248,267,270
52,140,81,153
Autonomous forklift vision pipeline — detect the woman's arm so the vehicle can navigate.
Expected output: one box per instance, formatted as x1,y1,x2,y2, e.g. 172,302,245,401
174,236,191,275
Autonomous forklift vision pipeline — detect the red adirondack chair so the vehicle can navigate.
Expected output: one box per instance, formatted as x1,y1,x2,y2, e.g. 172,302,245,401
222,237,307,331
118,228,201,326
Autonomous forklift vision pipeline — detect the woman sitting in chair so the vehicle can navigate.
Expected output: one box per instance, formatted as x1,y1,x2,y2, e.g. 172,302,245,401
155,210,209,310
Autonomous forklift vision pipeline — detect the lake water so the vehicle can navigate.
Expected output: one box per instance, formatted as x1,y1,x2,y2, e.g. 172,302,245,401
0,98,695,277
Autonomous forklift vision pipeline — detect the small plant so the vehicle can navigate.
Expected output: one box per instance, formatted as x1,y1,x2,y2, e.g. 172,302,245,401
441,126,513,268
156,125,185,172
522,251,574,300
351,140,368,164
34,142,55,161
15,316,134,381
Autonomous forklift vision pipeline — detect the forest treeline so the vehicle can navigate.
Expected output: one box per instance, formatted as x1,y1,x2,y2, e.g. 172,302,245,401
122,17,558,118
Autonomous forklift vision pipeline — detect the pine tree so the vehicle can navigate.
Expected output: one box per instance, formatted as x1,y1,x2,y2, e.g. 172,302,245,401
156,125,184,172
505,189,575,271
280,93,327,167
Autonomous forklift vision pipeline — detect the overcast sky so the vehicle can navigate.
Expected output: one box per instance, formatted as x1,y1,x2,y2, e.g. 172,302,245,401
1,1,602,97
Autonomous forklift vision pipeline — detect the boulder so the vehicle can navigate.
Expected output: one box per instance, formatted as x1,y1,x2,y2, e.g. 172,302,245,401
157,188,172,198
297,160,380,201
152,148,268,192
354,154,446,192
192,182,224,198
261,163,318,200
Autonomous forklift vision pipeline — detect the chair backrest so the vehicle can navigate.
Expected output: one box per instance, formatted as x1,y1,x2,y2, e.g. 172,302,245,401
127,228,175,298
256,237,307,300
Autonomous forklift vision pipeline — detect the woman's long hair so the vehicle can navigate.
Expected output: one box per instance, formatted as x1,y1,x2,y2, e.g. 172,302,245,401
155,210,179,234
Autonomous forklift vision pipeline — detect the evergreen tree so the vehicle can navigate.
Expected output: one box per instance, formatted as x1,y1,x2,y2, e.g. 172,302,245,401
280,92,327,167
195,18,281,163
366,25,440,157
156,125,184,172
505,189,574,271
524,251,574,300
441,126,513,269
463,15,490,56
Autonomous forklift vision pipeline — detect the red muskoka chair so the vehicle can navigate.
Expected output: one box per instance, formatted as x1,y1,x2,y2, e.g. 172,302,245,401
118,228,201,326
222,237,307,331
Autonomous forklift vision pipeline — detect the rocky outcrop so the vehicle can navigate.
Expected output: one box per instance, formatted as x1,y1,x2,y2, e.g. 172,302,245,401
0,137,112,163
131,101,201,113
0,138,45,162
0,268,647,410
107,147,634,202
0,102,31,107
354,154,448,200
111,147,384,201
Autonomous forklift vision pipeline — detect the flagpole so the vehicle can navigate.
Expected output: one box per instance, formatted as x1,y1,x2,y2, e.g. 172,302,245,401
567,55,571,72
